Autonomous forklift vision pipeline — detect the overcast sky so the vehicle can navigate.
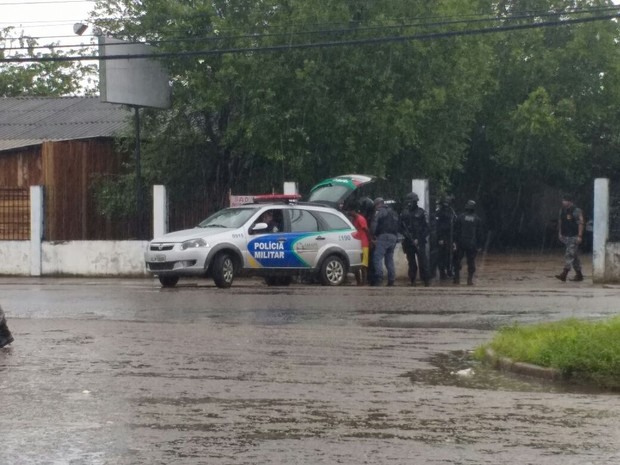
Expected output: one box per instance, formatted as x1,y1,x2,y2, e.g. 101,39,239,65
0,0,94,48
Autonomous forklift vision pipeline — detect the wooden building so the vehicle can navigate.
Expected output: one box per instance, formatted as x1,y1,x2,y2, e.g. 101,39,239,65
0,96,138,240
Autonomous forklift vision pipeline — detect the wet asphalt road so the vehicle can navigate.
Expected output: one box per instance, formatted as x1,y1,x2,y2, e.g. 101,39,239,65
1,253,620,465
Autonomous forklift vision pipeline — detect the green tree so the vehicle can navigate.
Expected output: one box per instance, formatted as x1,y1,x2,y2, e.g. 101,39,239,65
459,0,620,245
90,0,492,212
90,0,620,247
0,27,96,96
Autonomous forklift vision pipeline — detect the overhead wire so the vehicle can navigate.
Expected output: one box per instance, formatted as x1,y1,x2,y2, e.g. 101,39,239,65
1,7,619,62
4,4,620,44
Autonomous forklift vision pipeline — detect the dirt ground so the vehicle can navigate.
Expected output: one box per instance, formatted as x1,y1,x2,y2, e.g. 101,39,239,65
394,248,592,288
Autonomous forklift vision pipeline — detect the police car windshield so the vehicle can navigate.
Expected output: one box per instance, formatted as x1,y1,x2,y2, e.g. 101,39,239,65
198,207,258,229
308,185,351,202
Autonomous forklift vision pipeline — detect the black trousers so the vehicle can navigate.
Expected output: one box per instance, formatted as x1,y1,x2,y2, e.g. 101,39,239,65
403,242,429,283
453,247,478,276
436,241,452,275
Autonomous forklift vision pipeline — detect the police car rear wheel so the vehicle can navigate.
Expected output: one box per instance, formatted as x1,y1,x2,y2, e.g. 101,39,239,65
320,255,346,286
158,275,179,288
213,253,234,288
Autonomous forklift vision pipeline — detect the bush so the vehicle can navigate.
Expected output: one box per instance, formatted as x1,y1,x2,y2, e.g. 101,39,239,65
476,317,620,389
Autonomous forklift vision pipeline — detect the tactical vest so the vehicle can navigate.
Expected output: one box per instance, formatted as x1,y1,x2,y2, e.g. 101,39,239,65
376,207,399,235
457,213,478,248
560,206,579,237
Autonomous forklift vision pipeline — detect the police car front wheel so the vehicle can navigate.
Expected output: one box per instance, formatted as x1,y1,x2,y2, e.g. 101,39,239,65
320,255,346,286
212,253,235,288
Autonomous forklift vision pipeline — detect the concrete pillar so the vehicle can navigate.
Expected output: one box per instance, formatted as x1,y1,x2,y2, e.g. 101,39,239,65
283,182,298,195
592,178,609,283
153,185,168,238
30,185,44,276
411,179,429,214
411,179,431,260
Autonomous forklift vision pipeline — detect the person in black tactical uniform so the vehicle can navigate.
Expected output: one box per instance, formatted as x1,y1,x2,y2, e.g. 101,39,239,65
0,304,14,348
370,197,399,286
453,200,484,286
400,192,430,286
555,194,585,282
435,196,457,280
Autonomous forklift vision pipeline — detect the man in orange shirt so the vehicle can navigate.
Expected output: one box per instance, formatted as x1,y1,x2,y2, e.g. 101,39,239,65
346,201,370,285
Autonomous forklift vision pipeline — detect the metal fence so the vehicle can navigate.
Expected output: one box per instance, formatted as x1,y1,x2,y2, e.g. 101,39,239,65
0,188,30,240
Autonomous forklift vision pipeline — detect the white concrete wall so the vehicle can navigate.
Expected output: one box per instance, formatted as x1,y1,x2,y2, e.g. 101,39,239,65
605,243,620,283
41,241,149,276
0,241,31,275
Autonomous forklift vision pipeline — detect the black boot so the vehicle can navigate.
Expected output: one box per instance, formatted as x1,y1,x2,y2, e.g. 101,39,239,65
555,269,569,282
0,319,14,348
570,270,584,282
453,273,460,285
467,273,474,286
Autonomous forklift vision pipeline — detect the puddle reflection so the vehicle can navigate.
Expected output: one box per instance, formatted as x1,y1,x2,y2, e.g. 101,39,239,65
405,350,618,395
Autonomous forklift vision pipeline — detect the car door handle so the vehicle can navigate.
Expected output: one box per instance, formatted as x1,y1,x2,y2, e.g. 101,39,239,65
315,236,326,240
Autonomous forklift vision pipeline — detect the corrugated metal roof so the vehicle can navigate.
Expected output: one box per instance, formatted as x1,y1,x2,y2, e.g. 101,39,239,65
0,96,132,151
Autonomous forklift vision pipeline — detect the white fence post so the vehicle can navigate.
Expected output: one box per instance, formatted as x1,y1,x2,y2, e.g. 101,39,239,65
593,178,609,283
283,182,298,195
411,179,429,215
30,185,44,276
153,185,168,238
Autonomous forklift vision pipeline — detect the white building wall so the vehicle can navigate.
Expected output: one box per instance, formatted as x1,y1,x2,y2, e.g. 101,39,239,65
0,241,31,275
41,241,148,276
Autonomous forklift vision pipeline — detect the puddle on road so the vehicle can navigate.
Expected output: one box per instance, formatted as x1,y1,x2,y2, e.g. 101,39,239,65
404,350,617,395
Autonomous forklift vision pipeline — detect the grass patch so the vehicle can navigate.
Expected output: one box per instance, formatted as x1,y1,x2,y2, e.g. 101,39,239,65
474,316,620,389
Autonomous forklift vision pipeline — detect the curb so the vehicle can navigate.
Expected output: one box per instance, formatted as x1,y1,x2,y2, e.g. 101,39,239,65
484,348,562,381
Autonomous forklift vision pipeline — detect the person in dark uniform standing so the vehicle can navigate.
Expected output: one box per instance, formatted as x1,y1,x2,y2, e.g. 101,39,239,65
400,192,430,286
555,194,585,282
370,197,399,286
0,304,14,348
435,196,457,281
453,200,484,286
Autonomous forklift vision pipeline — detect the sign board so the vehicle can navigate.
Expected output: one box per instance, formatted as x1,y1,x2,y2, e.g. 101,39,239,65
229,195,254,207
99,36,171,109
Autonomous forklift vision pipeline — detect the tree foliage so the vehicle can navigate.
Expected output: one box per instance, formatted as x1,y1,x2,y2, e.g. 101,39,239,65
89,0,620,245
0,28,97,97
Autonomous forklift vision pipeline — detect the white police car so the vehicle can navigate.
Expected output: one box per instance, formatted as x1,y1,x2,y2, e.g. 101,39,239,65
144,195,363,288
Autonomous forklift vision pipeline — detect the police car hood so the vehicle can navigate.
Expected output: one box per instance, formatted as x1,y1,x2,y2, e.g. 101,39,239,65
151,227,233,243
307,174,377,209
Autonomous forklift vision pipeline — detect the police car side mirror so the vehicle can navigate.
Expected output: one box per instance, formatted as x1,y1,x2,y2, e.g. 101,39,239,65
252,222,269,233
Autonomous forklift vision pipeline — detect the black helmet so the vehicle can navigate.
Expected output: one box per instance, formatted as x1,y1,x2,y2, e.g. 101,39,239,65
359,197,374,213
465,200,476,210
438,194,453,206
344,199,359,212
405,192,419,203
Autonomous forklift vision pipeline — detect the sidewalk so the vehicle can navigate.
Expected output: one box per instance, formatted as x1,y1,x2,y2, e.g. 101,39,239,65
395,249,593,289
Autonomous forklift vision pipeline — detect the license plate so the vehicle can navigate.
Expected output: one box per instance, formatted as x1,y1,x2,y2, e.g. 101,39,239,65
153,254,166,262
